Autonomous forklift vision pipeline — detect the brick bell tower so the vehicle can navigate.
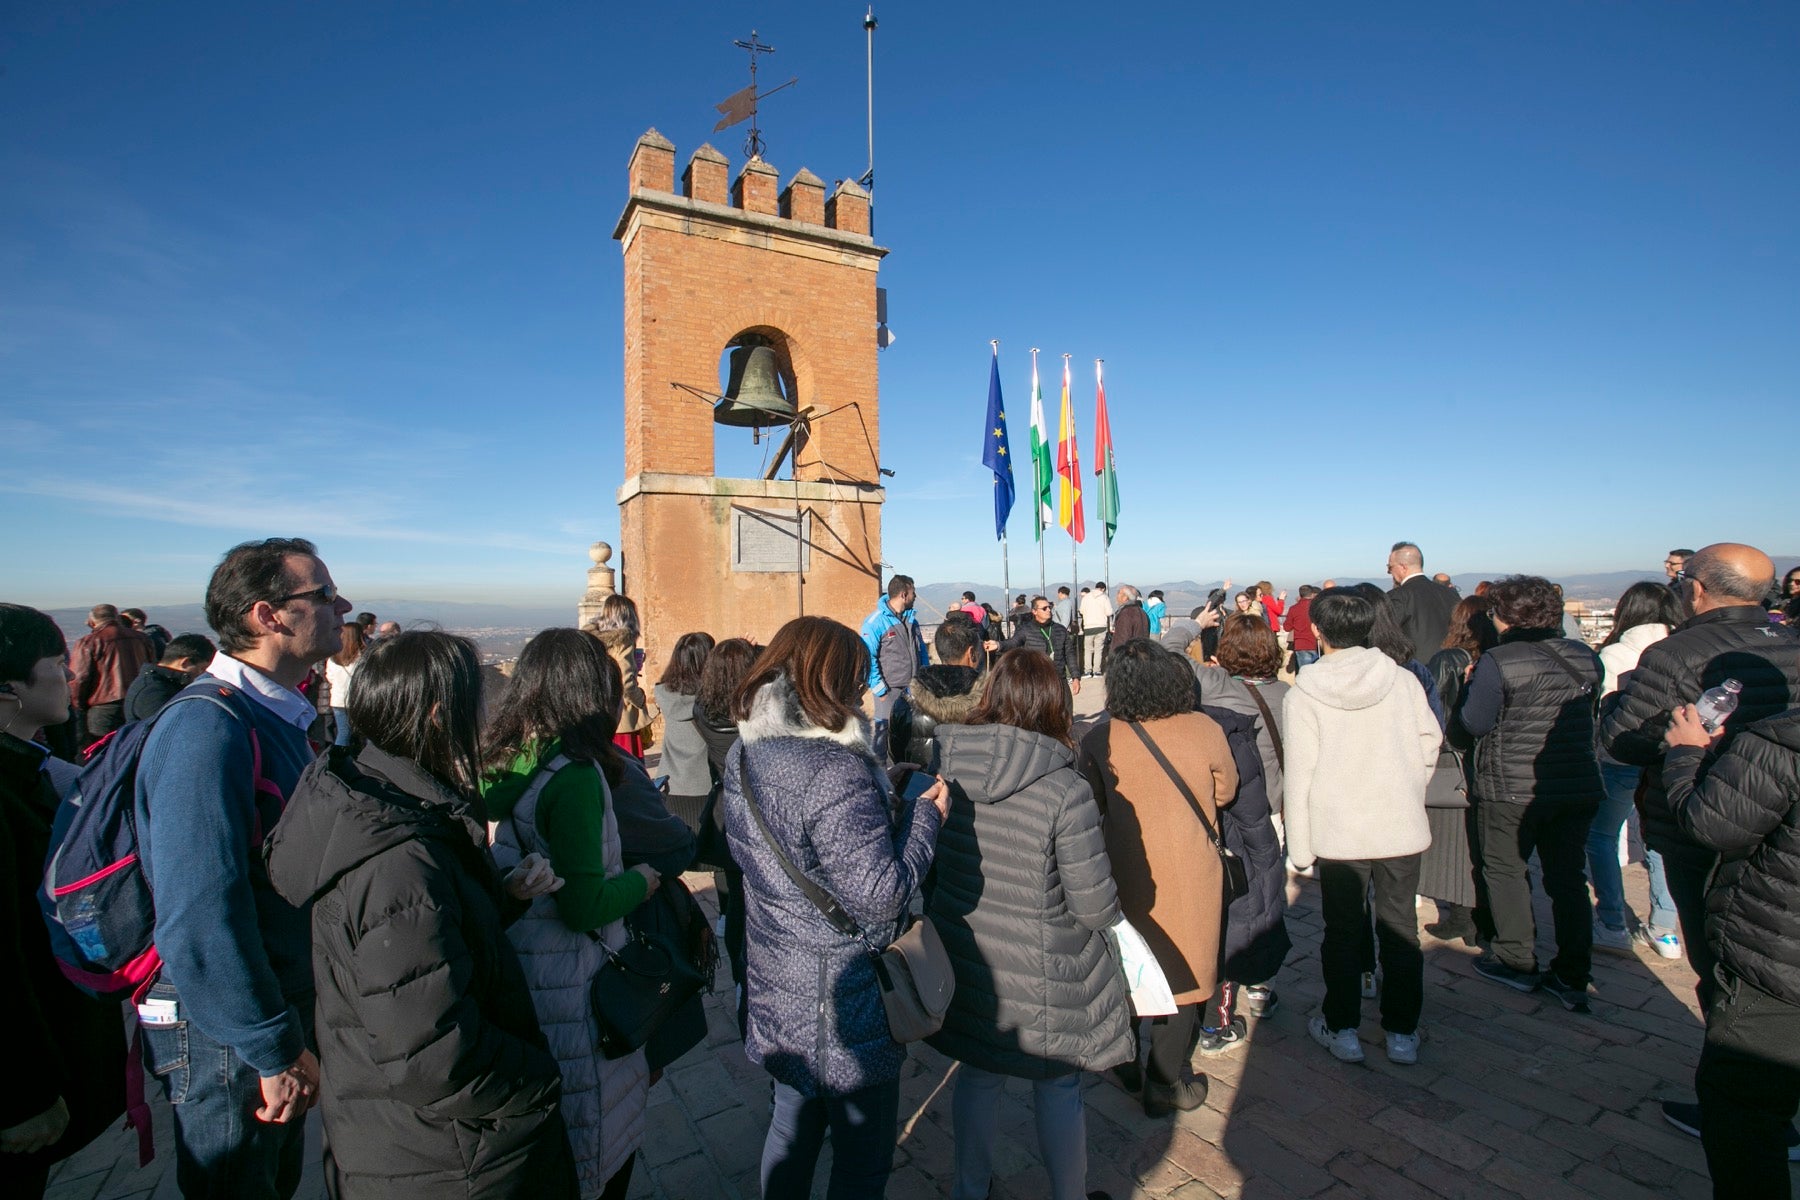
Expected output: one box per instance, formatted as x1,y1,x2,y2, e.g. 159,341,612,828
612,128,887,681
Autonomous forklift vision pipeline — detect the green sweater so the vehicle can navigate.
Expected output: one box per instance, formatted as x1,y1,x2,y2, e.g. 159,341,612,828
483,740,648,932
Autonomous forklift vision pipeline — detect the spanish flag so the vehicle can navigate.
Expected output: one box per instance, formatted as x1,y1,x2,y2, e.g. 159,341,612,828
1056,356,1085,543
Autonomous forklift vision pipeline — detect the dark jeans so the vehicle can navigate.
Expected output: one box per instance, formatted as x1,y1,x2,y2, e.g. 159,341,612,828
139,984,308,1200
762,1079,899,1199
1476,799,1598,986
1320,855,1423,1034
1654,837,1722,1014
1141,1003,1201,1085
1696,972,1800,1199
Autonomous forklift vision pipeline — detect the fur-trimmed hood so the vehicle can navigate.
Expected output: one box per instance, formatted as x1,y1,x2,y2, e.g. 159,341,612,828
739,672,874,754
908,666,985,726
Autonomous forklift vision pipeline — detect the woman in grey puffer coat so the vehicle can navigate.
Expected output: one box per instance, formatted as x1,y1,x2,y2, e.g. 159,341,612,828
722,618,948,1200
929,649,1132,1200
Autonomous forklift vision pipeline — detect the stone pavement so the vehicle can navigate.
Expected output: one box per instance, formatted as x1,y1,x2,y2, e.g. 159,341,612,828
46,682,1793,1198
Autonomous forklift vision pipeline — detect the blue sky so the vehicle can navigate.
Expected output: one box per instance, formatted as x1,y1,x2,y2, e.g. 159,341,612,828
3,2,1795,608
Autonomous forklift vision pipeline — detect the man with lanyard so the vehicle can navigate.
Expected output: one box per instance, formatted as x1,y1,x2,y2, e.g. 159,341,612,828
986,595,1081,699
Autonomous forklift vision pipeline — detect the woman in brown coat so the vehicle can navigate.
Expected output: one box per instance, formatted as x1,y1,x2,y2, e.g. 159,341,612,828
585,594,653,757
1080,640,1237,1116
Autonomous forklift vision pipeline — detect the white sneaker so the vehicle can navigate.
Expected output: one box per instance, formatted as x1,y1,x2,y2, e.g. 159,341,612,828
1385,1031,1420,1065
1593,920,1633,956
1309,1016,1364,1063
1634,927,1683,960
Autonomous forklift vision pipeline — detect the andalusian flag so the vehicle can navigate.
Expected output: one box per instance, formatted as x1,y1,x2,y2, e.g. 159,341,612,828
1028,351,1054,540
1093,359,1119,546
1056,356,1085,543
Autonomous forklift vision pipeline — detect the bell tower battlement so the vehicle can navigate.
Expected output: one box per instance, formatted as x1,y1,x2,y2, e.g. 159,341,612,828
610,127,888,676
613,128,883,487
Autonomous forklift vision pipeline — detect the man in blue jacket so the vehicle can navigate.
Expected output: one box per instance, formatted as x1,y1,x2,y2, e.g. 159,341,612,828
861,574,927,761
136,537,351,1198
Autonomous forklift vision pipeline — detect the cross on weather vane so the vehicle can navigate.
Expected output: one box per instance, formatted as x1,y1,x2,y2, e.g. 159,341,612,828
713,30,798,160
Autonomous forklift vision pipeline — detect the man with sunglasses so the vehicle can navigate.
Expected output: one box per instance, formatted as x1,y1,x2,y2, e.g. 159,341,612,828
134,538,351,1198
986,596,1082,698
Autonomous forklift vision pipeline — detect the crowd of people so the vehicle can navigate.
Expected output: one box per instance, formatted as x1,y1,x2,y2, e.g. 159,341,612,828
3,537,1798,1199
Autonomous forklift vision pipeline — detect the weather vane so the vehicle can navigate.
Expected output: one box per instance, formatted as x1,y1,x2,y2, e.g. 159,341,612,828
713,30,797,160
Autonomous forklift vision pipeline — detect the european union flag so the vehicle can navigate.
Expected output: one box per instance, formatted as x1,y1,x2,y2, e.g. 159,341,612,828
982,348,1015,541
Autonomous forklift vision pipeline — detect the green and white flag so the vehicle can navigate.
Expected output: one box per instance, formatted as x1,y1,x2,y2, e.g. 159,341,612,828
1028,350,1054,540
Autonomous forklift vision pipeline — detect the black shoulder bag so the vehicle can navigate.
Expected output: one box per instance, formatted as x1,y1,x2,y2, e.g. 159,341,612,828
1124,721,1250,901
736,757,954,1043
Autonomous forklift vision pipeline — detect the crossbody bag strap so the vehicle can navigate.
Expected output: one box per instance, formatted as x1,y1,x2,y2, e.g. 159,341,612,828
1528,642,1598,706
736,755,874,947
1123,720,1225,851
1241,682,1285,772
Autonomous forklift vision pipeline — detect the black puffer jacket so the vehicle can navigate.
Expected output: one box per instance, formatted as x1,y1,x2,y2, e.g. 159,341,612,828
1600,605,1800,850
927,722,1132,1079
1463,631,1603,806
1665,709,1800,1006
265,745,576,1199
1202,704,1292,985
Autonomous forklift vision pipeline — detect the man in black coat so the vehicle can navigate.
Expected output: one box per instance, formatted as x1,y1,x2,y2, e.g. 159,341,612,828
1664,703,1800,1195
1600,542,1800,1149
1386,541,1459,660
123,632,217,722
986,595,1081,696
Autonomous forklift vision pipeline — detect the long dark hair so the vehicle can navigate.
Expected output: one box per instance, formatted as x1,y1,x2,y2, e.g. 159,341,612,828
697,638,760,726
484,628,623,786
968,647,1073,745
657,631,715,694
730,617,868,734
348,631,485,801
1602,581,1684,648
1441,595,1498,659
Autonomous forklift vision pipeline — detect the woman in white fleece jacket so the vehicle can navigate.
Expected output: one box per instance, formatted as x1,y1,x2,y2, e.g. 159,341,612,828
1282,589,1440,1066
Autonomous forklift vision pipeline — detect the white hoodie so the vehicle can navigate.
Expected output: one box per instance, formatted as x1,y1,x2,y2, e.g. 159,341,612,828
1282,646,1439,870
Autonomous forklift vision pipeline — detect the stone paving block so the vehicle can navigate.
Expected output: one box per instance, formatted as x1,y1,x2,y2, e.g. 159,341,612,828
642,1100,696,1167
1444,1111,1581,1176
1570,1160,1680,1200
695,1104,767,1178
1478,1156,1593,1200
1233,1101,1345,1168
652,1150,729,1200
44,1171,108,1200
670,1055,740,1120
1324,1150,1439,1200
1161,1128,1241,1196
1368,1105,1492,1171
624,1154,656,1198
1219,1123,1336,1196
1591,1107,1708,1171
1395,1150,1493,1200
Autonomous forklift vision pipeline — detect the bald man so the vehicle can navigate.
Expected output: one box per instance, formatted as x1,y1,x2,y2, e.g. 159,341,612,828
1386,541,1458,659
1600,543,1800,1142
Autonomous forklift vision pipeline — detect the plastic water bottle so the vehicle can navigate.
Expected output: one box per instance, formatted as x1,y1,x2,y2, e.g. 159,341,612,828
1695,679,1743,733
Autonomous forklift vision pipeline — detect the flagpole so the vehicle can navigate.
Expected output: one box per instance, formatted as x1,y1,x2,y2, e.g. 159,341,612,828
1032,347,1046,595
1099,355,1110,588
1065,352,1077,600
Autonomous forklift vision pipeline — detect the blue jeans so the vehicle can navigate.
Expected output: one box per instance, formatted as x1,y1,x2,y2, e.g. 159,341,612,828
1293,649,1320,671
762,1079,898,1199
1589,763,1678,934
951,1066,1088,1200
138,983,307,1200
331,706,352,747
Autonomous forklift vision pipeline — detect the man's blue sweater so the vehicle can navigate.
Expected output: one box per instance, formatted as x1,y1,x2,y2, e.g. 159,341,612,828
135,679,316,1075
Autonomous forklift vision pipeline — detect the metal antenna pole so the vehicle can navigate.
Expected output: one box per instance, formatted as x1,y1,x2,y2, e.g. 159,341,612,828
861,8,878,191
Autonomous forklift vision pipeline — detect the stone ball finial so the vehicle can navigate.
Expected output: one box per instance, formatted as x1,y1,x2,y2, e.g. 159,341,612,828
590,541,613,565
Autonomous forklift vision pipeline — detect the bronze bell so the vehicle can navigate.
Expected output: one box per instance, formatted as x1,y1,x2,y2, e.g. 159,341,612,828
714,343,797,428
